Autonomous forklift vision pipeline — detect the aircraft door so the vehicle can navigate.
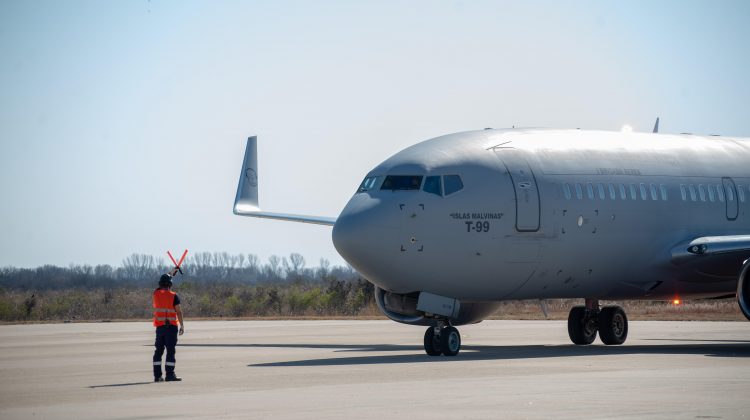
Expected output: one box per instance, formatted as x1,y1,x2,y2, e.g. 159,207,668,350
494,149,540,232
723,177,738,220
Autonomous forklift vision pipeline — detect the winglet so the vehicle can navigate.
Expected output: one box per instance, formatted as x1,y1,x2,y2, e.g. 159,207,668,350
233,137,336,226
652,117,660,133
234,136,260,213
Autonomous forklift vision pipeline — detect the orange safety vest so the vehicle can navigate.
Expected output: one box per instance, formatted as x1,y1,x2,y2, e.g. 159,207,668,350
153,289,178,327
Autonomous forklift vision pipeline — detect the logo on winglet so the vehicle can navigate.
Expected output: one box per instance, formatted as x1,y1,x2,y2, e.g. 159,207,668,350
245,168,258,187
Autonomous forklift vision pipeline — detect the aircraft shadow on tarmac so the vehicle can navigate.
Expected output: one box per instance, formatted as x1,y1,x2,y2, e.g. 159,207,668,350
176,341,750,367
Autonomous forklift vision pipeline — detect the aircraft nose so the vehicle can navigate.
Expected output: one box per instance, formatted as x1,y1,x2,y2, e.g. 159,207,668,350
332,194,386,273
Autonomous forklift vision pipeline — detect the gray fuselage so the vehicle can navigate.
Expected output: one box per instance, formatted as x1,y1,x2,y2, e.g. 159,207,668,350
332,128,750,302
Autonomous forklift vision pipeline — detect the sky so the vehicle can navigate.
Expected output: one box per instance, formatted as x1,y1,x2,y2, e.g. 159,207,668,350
1,0,749,269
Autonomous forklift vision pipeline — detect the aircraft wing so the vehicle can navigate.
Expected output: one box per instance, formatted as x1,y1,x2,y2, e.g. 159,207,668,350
233,137,337,226
671,235,750,278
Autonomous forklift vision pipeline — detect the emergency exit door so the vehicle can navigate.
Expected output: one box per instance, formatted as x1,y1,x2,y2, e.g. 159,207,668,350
495,149,540,232
723,177,738,221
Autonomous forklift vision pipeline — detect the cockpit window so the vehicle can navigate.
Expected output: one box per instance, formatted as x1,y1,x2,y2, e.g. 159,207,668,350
443,175,464,195
423,176,442,196
357,176,381,193
381,175,423,191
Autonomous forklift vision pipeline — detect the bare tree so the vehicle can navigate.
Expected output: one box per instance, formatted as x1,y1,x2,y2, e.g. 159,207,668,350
267,255,282,281
281,256,291,279
191,252,214,279
121,253,157,280
288,253,306,282
317,258,330,281
94,264,114,279
247,254,259,273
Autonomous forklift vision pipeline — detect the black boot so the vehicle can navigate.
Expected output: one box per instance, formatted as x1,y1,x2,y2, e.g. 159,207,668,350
154,377,164,382
165,373,182,382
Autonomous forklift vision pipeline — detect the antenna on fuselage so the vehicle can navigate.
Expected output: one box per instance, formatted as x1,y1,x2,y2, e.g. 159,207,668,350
652,117,660,133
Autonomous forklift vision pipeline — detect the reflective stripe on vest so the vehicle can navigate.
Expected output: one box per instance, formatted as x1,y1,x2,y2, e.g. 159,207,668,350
153,289,178,327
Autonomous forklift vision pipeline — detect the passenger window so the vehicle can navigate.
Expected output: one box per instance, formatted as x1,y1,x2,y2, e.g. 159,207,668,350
639,183,648,200
443,175,464,195
708,184,716,202
698,185,706,202
423,176,442,196
650,184,658,201
575,183,583,200
689,185,697,201
660,185,668,201
357,176,381,193
609,183,616,200
680,185,687,201
629,184,637,200
738,185,746,202
717,184,725,202
619,184,627,200
563,183,572,200
597,183,606,200
381,175,423,191
587,183,595,200
726,185,735,202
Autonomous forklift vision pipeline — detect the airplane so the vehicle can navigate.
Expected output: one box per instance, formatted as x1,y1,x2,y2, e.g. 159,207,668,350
233,124,750,356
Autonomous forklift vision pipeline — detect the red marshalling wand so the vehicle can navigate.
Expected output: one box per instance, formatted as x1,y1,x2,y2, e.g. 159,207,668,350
167,249,188,275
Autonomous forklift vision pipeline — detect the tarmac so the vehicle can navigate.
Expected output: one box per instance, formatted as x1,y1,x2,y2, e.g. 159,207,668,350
0,320,748,419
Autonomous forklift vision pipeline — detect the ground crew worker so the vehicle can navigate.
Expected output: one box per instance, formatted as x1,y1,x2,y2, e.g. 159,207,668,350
152,268,184,382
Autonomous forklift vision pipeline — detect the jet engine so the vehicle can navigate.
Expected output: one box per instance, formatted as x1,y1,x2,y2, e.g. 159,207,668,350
738,260,750,321
374,286,501,326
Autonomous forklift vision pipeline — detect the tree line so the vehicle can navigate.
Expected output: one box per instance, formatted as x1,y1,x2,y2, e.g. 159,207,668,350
0,252,378,322
3,252,737,323
0,252,358,290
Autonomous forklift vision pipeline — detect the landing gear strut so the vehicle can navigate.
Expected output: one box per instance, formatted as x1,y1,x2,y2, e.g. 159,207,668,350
423,321,461,356
567,299,628,345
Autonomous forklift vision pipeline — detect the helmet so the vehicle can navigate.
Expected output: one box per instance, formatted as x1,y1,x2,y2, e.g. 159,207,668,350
159,274,173,288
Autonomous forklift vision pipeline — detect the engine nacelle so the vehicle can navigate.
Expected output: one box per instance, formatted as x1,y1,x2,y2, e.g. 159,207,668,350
374,286,501,326
738,260,750,321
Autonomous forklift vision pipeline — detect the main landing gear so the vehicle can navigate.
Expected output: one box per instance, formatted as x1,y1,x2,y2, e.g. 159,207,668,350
423,321,461,356
567,299,628,345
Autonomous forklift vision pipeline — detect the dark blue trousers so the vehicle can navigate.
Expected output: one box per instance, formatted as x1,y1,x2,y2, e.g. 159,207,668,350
153,325,178,378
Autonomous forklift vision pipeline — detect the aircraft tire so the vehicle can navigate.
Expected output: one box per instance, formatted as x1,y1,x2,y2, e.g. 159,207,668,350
440,326,461,356
423,327,442,356
598,306,628,345
567,306,597,345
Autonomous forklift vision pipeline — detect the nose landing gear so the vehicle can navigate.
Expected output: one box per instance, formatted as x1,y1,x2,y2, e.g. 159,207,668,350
567,299,629,345
423,322,461,356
